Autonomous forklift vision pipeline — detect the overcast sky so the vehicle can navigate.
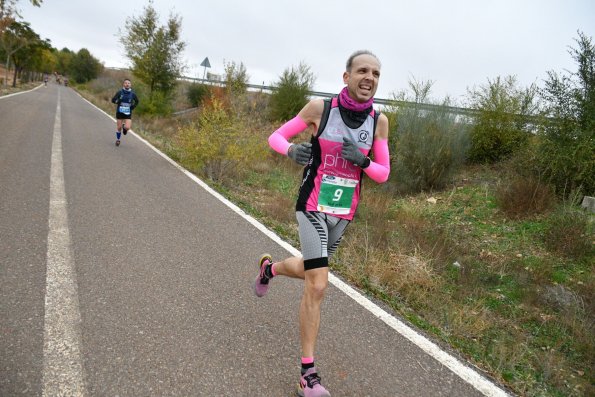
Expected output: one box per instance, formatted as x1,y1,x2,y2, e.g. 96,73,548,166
19,0,595,103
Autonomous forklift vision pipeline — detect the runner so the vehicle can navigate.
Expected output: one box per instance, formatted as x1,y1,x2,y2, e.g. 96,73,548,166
254,50,391,397
111,78,139,147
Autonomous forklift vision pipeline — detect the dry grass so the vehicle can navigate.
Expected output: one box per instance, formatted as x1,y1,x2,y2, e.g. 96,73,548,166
446,300,493,339
495,176,555,218
256,190,296,225
543,207,593,258
392,204,455,268
367,252,439,301
0,64,21,90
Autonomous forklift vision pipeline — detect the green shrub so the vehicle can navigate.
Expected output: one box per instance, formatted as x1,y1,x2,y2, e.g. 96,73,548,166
135,89,173,116
387,79,469,193
268,62,315,121
534,132,594,197
536,31,595,197
466,76,539,163
224,60,249,97
186,83,210,107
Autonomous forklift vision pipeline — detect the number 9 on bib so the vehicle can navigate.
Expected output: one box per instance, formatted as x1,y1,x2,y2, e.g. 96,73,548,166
317,175,358,215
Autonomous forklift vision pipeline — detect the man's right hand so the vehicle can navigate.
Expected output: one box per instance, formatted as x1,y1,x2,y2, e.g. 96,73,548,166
288,142,312,165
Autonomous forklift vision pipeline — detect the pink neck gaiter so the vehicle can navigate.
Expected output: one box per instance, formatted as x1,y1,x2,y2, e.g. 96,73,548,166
339,86,374,112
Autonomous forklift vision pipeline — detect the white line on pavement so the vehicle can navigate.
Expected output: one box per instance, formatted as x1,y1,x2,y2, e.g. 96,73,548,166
0,84,43,99
43,91,87,397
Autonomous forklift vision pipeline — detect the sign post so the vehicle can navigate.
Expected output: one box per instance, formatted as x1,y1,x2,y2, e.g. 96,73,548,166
200,57,211,80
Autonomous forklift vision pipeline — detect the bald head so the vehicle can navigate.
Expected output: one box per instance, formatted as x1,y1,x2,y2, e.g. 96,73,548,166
346,50,381,72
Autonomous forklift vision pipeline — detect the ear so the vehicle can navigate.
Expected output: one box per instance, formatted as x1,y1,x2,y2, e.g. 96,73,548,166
342,71,350,84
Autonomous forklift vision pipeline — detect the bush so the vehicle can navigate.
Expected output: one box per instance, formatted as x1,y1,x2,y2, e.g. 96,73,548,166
268,62,315,121
186,83,210,107
135,89,173,116
533,132,594,197
387,79,469,193
224,60,249,97
536,31,595,197
495,176,555,219
466,76,539,163
176,97,266,182
543,205,593,258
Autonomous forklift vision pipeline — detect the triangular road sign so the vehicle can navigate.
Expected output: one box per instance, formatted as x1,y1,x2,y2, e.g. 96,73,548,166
200,57,211,68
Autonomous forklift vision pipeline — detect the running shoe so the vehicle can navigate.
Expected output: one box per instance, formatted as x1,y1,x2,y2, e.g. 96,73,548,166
115,140,120,147
298,367,331,397
254,254,273,297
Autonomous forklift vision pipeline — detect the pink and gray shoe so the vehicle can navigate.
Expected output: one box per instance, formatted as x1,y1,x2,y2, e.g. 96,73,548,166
254,254,273,297
298,367,331,397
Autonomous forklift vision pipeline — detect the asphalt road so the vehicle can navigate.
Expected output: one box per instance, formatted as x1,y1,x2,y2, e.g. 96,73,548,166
0,83,511,396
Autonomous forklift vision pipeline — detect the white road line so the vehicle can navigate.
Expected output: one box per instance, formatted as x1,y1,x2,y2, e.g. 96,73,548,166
78,92,511,397
43,92,87,396
0,84,43,99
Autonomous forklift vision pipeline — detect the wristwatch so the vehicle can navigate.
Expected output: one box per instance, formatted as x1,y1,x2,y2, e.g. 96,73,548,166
361,156,371,169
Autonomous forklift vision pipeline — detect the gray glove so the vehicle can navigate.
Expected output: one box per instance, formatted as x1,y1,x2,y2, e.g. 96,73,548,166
288,142,312,165
341,137,367,167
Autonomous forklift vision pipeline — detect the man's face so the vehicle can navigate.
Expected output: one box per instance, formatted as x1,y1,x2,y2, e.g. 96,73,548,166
123,80,131,89
343,54,380,102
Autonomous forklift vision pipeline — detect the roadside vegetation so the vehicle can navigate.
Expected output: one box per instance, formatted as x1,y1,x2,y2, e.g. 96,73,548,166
4,3,593,393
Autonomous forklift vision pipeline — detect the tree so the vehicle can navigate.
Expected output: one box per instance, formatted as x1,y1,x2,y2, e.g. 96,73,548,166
223,60,248,97
536,31,595,196
268,62,315,121
119,1,186,104
466,75,539,163
0,20,35,86
54,47,73,75
1,0,42,35
11,26,50,84
69,48,103,83
1,1,43,86
35,46,55,73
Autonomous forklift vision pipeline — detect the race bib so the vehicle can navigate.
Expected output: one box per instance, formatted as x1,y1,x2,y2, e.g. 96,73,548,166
317,175,358,215
118,102,131,115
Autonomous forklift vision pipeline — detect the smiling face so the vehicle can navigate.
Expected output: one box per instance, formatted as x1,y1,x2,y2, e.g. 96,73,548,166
343,54,381,103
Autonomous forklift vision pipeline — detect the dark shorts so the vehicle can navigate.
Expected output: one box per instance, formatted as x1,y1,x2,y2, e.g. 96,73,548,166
116,112,132,120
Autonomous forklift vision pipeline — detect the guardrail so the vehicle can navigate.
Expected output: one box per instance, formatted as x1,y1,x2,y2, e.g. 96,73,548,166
181,76,480,117
179,74,546,124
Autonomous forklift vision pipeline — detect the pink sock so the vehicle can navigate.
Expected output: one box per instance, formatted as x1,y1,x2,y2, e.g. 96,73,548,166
301,357,314,365
271,263,277,277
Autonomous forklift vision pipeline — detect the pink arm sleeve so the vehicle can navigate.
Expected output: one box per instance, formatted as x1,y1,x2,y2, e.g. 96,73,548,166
268,116,309,155
364,138,390,183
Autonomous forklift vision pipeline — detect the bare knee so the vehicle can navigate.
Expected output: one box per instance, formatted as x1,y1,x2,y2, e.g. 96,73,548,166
304,271,328,301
